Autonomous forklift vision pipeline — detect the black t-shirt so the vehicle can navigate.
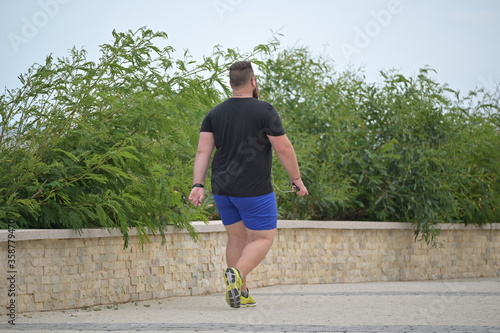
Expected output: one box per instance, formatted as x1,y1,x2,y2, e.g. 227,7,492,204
200,98,285,197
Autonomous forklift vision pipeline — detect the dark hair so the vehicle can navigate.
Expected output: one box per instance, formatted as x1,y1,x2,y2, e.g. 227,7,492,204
229,61,254,87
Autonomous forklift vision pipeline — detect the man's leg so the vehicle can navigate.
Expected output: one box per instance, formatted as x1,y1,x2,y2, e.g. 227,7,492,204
234,228,277,288
224,222,276,292
224,221,248,290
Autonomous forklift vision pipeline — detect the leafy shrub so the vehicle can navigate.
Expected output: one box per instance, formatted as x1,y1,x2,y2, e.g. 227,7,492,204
0,27,276,246
260,47,500,244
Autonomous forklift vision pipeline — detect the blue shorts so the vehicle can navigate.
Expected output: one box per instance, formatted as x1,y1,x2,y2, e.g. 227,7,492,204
213,192,278,230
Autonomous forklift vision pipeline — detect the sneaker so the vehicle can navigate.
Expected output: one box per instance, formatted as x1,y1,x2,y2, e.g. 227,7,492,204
241,289,257,307
224,267,243,308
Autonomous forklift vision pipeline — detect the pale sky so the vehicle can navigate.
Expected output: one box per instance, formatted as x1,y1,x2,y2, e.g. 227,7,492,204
1,0,499,95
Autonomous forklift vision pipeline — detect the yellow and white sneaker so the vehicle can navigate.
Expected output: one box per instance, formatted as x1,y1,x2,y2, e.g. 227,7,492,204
224,267,242,308
241,289,257,307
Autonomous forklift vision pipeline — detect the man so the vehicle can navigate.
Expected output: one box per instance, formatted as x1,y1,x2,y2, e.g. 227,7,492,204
189,61,308,308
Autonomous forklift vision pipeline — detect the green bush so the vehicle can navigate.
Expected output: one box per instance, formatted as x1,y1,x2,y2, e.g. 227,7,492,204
0,27,276,246
260,47,500,244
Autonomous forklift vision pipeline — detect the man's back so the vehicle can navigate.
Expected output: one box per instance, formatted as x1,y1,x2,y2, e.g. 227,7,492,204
201,97,285,197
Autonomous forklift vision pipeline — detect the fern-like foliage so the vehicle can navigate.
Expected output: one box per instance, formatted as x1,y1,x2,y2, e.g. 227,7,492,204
260,48,500,245
0,27,279,247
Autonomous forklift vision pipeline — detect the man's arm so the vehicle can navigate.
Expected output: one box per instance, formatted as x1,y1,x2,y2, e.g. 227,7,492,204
189,132,215,206
267,134,308,196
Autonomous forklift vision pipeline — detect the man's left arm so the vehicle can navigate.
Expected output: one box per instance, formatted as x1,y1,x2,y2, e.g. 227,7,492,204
189,132,215,206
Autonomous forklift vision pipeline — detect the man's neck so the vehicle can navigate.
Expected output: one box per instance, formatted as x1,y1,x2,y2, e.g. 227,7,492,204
232,87,253,98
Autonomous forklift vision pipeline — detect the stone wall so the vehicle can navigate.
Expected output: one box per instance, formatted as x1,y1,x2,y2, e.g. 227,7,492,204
0,221,499,315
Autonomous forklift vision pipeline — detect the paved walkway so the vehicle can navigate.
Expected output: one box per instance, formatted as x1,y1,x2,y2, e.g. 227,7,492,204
1,278,499,332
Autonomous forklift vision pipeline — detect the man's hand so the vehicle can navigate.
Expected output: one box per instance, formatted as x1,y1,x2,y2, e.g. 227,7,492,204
292,178,309,196
189,187,205,206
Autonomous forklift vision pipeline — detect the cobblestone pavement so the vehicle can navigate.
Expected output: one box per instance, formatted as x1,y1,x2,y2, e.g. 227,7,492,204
2,278,499,333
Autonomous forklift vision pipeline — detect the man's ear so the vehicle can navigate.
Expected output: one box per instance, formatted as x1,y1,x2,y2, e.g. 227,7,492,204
250,76,257,87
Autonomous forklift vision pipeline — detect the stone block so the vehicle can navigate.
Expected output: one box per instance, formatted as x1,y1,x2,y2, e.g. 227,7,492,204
34,292,48,303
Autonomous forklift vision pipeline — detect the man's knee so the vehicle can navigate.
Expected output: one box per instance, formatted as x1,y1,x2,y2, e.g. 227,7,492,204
247,228,277,243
